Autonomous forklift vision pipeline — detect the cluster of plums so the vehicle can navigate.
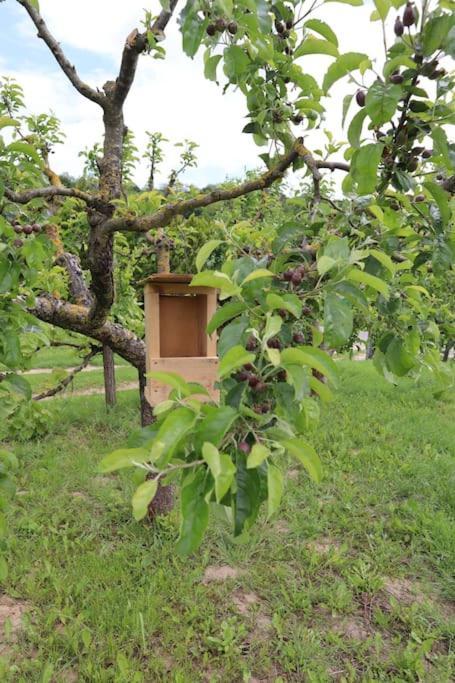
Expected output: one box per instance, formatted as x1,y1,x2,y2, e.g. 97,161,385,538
282,263,306,286
11,221,42,248
206,17,238,36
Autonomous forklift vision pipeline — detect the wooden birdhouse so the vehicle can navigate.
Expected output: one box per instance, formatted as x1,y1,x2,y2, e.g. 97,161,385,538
143,274,219,405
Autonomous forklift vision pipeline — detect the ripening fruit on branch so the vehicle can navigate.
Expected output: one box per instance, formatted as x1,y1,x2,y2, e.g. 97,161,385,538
421,149,432,159
291,113,303,124
227,21,238,35
13,225,22,234
267,337,282,350
13,238,23,248
403,2,416,27
23,225,33,235
356,89,366,107
390,73,404,84
246,336,258,352
32,223,41,233
274,20,284,34
292,332,305,344
394,16,404,36
414,194,425,202
238,441,251,454
206,23,216,36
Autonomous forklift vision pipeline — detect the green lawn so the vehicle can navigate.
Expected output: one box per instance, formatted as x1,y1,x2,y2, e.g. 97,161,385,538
30,346,127,369
1,362,454,682
26,366,138,395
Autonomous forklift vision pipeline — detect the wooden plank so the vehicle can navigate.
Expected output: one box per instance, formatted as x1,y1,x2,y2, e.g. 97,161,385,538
205,289,218,356
144,285,160,361
146,357,219,405
147,283,214,296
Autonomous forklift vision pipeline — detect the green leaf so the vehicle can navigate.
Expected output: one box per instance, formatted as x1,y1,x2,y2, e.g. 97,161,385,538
234,453,261,536
385,337,416,376
365,81,401,126
7,141,42,165
0,556,8,582
281,347,338,384
242,268,274,284
423,14,454,56
348,109,367,148
304,19,339,46
132,479,158,521
155,407,197,466
351,143,383,194
224,45,250,81
0,116,20,129
431,127,451,168
373,0,390,20
263,313,282,343
3,374,31,400
309,376,334,402
194,405,237,451
99,448,151,473
196,240,223,271
323,52,370,93
204,53,222,81
347,267,390,297
219,345,255,379
207,301,247,335
182,7,206,58
247,443,270,469
176,468,209,555
146,370,190,396
202,443,236,503
191,271,239,297
295,37,339,59
267,464,283,519
281,438,323,483
423,181,451,227
324,293,353,348
368,249,395,275
266,293,302,318
333,281,369,311
383,55,416,78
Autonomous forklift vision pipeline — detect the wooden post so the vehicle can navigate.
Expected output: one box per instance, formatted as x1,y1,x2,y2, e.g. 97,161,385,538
102,344,116,408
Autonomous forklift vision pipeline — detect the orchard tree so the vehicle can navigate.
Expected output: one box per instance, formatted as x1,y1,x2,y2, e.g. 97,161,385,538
0,1,454,546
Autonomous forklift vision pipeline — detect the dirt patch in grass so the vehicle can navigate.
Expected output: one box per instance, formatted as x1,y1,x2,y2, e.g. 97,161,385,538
202,565,244,583
382,577,424,606
232,590,260,615
307,537,342,554
0,595,29,655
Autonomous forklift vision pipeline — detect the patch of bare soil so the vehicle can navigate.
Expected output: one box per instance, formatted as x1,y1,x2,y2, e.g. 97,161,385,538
382,577,424,606
202,565,244,583
0,595,29,655
306,537,342,554
274,520,290,534
232,589,260,615
331,615,370,641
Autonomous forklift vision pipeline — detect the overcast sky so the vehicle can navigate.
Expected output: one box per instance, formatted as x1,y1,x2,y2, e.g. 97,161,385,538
0,0,387,188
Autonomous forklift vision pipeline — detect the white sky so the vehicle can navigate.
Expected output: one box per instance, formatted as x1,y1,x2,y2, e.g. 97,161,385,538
1,0,388,188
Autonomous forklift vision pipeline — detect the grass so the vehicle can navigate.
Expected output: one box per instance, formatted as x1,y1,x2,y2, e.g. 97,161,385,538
1,362,454,682
26,366,137,395
30,347,127,369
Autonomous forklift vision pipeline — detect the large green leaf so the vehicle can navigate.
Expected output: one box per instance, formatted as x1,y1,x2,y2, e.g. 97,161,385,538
132,479,158,521
247,443,270,469
224,45,250,80
155,407,197,466
281,438,323,482
323,52,370,93
423,14,454,55
182,7,206,58
242,268,274,284
266,293,302,318
351,143,383,195
347,267,389,297
99,448,151,473
194,405,237,451
219,345,255,379
348,109,367,148
202,443,236,503
176,469,209,555
0,116,19,129
207,301,247,335
191,271,239,297
304,19,339,46
234,453,262,536
365,81,401,127
385,337,416,376
267,464,283,518
423,181,451,227
7,141,42,165
146,371,190,396
324,293,353,348
196,240,223,272
295,37,339,58
281,347,338,384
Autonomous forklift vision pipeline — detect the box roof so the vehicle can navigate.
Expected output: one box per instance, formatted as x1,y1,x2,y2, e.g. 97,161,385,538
141,273,193,285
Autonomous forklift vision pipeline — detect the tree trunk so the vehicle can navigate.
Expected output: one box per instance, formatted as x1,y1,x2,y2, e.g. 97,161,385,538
366,336,375,360
103,344,116,407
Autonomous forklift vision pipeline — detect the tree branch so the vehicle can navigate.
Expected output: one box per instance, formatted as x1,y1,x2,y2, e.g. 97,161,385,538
4,185,107,210
17,0,105,106
30,295,146,370
33,346,101,401
316,160,350,173
105,138,310,233
113,0,180,106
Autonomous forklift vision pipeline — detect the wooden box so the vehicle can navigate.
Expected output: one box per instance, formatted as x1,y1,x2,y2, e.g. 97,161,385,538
143,274,219,405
